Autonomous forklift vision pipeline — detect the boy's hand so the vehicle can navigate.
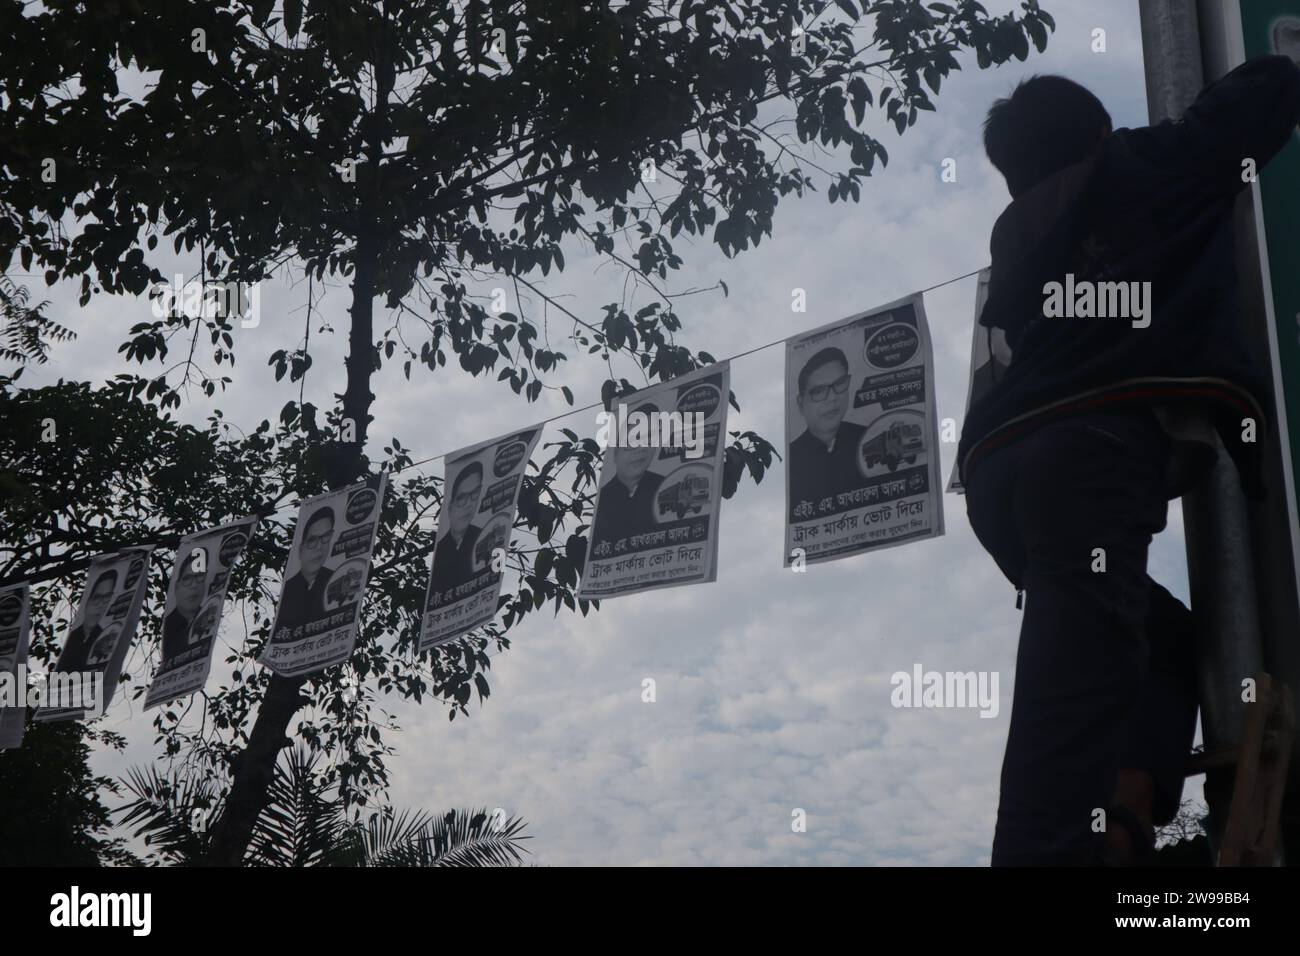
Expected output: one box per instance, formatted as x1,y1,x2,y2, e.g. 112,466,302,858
1274,17,1300,67
1269,21,1300,136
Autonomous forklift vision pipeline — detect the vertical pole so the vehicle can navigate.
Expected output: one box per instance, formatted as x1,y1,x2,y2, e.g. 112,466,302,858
1137,0,1267,856
1139,0,1206,116
1198,0,1300,863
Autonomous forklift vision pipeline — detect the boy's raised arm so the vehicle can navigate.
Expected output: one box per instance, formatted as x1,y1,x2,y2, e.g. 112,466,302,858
1173,54,1300,192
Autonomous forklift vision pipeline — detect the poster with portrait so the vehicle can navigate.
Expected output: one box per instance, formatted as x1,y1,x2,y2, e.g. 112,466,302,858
260,474,388,677
145,515,259,709
947,268,1002,494
419,426,543,651
36,546,155,723
0,583,32,749
784,293,944,566
577,362,730,600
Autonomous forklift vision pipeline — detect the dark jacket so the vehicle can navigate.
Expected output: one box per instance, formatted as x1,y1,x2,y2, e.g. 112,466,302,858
592,471,665,547
431,523,482,592
958,55,1300,500
788,420,869,518
57,621,100,673
275,565,333,636
161,608,194,662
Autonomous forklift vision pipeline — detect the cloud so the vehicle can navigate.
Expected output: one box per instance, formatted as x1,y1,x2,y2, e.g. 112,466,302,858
8,1,1198,865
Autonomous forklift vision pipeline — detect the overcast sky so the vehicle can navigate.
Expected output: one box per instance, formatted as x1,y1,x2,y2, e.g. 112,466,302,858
11,0,1209,865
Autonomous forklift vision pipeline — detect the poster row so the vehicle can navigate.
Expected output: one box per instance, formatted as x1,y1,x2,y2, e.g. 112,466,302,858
1,289,970,746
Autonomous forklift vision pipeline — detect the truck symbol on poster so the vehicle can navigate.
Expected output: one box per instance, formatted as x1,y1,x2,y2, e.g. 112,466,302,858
657,473,711,520
862,420,924,472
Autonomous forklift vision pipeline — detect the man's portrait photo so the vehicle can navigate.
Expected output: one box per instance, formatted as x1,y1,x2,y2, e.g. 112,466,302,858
275,505,338,637
431,460,485,594
591,404,665,548
162,547,207,662
58,568,118,673
788,346,867,515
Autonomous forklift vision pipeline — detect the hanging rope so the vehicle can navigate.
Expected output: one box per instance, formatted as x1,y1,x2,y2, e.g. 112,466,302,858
0,266,986,588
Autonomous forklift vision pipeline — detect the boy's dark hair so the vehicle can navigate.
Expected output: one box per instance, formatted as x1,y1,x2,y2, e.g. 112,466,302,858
984,75,1113,197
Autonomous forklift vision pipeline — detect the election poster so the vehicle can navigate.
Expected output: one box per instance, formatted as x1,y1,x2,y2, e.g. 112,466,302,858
784,294,944,566
577,362,730,600
261,474,387,677
947,268,1002,494
419,425,543,651
145,514,258,709
36,546,155,722
0,583,32,749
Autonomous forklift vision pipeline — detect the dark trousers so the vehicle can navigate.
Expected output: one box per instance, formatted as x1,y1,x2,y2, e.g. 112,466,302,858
965,408,1200,866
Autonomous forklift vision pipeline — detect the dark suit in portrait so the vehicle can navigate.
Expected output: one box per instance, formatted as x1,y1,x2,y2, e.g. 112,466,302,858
161,609,195,662
57,622,101,673
275,566,334,638
431,523,482,594
592,470,664,548
788,419,868,517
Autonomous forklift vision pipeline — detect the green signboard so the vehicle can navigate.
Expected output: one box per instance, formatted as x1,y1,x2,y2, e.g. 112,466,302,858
1240,1,1300,532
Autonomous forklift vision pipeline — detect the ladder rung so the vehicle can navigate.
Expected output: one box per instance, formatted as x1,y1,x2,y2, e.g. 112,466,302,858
1187,746,1239,774
1185,732,1287,776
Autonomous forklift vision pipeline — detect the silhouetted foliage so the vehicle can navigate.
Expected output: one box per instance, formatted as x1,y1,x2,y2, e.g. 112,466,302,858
0,273,74,365
120,746,530,866
0,720,139,866
1154,799,1213,866
0,0,1055,863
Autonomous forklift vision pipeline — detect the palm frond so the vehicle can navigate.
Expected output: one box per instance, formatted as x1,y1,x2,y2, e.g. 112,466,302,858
425,807,531,868
348,807,438,866
245,747,346,867
117,765,220,864
117,752,533,867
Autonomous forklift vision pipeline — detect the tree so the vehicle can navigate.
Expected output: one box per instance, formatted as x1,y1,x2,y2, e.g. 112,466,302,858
1,373,524,831
120,745,531,865
0,0,1056,865
1154,799,1212,866
0,272,74,365
0,720,140,866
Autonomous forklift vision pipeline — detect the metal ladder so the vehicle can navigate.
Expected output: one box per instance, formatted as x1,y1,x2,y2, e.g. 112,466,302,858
1186,673,1295,866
